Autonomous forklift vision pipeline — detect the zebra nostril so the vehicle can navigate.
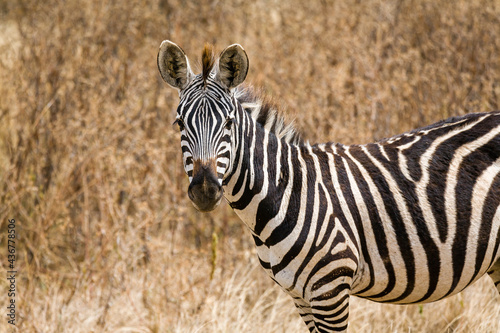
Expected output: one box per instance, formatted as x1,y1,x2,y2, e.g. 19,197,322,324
187,184,198,203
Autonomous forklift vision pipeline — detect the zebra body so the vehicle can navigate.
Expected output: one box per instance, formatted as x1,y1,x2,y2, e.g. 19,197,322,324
158,40,500,332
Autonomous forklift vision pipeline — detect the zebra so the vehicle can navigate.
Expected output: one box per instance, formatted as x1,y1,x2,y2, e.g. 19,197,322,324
157,40,500,332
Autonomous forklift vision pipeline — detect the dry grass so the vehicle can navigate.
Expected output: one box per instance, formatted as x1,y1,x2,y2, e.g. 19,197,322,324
0,0,499,332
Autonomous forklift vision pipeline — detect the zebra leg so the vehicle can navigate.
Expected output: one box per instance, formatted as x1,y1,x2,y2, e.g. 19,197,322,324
293,297,316,332
309,292,350,332
487,258,500,294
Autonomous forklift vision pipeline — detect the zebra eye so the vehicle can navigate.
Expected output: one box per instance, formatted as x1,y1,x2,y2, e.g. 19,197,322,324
173,118,185,131
224,118,233,130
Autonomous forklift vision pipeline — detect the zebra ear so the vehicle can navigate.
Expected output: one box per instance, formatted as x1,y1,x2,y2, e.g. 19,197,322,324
218,44,249,89
157,40,194,90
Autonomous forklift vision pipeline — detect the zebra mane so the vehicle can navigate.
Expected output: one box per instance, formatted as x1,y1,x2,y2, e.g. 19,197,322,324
234,87,302,145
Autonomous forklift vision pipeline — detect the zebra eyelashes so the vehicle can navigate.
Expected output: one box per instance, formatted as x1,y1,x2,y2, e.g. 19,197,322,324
173,118,185,131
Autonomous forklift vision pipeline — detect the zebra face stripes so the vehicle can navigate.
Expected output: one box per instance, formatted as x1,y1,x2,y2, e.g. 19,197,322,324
158,41,248,211
178,76,236,211
159,41,500,333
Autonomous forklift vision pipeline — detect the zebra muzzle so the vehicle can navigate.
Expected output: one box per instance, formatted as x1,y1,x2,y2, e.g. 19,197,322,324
188,160,223,212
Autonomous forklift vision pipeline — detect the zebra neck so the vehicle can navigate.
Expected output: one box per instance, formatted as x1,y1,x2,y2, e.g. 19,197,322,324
223,106,293,237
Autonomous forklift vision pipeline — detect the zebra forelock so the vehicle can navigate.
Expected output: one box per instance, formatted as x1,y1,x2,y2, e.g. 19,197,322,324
202,44,215,89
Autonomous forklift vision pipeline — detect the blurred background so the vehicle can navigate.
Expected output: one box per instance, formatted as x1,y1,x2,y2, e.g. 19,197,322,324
0,0,499,332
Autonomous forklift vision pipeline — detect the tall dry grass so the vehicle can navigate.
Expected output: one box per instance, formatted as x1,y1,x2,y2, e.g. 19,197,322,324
0,0,499,332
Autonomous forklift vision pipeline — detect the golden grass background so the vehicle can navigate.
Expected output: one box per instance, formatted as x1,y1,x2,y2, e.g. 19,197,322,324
0,0,499,332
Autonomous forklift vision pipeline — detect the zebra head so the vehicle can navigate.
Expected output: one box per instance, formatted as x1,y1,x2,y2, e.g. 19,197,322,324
158,40,249,212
